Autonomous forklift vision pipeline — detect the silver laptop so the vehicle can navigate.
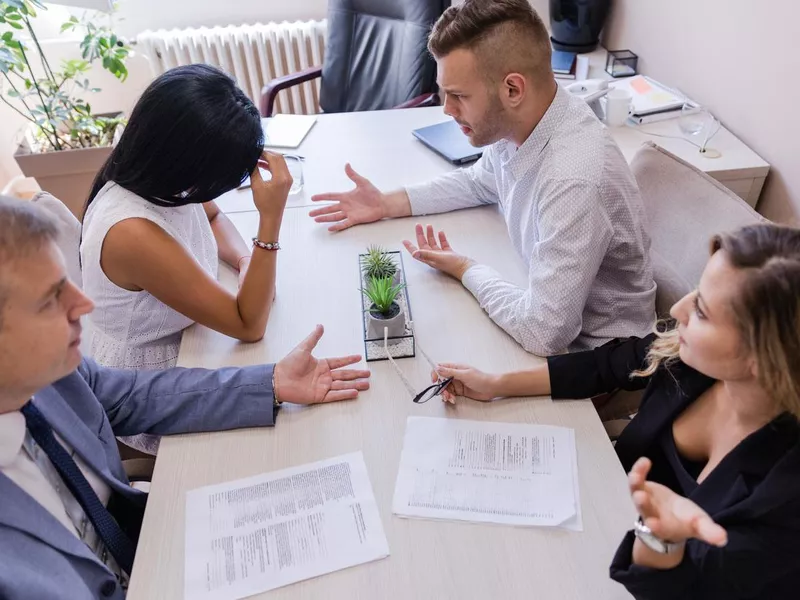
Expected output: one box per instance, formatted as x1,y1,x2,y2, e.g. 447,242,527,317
412,119,486,165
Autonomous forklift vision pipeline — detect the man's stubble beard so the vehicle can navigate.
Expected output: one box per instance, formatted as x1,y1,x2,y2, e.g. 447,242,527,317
469,92,509,147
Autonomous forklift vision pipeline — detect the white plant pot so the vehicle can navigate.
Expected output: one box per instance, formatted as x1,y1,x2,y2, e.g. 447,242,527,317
366,302,407,344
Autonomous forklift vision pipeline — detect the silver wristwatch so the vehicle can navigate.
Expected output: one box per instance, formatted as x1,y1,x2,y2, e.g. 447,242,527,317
633,517,685,554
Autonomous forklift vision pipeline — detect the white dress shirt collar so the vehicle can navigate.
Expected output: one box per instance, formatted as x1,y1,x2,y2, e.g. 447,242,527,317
498,85,570,179
0,410,26,468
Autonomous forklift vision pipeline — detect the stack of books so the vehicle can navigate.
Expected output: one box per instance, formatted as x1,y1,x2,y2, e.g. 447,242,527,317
552,50,576,80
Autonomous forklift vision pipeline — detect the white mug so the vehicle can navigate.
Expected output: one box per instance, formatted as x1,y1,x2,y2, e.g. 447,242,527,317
605,89,632,127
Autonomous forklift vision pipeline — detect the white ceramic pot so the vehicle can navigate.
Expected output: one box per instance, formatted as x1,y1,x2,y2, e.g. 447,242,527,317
366,302,406,343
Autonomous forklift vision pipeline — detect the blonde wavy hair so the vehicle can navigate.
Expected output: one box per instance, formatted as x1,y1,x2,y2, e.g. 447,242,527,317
635,224,800,419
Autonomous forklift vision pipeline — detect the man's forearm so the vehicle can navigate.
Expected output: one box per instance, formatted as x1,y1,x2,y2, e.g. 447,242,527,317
461,264,573,356
81,359,278,436
382,189,412,219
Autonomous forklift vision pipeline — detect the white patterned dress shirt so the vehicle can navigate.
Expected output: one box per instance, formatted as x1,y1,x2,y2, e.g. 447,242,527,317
406,86,656,355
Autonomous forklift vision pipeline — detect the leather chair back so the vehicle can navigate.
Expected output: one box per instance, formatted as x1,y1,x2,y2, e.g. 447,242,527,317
321,0,450,113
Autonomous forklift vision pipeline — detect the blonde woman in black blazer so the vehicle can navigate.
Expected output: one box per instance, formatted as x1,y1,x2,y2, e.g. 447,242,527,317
432,223,800,600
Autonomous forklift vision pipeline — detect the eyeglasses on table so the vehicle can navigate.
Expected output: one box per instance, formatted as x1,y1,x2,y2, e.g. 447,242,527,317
382,323,453,404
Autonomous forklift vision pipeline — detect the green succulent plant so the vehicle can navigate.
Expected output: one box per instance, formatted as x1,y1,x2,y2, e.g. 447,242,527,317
362,276,405,316
360,245,398,281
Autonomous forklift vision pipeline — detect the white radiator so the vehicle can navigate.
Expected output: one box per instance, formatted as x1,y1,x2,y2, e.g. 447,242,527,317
136,20,327,115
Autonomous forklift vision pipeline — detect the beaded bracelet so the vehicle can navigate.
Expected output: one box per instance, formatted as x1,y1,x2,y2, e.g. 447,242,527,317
252,238,280,251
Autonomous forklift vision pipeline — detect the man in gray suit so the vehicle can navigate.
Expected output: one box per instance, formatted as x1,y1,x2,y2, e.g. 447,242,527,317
0,197,371,599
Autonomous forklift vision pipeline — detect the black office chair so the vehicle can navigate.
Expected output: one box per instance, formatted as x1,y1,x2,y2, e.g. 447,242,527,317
260,0,450,117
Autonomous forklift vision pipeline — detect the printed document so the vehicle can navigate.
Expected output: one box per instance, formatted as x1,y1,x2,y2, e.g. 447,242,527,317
393,417,582,530
185,452,389,600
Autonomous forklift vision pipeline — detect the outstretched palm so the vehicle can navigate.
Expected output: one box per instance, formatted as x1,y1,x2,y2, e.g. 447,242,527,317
629,457,728,546
274,325,371,404
308,163,385,232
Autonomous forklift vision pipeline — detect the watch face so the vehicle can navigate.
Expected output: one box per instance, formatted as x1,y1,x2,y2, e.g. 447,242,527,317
636,529,668,553
634,519,669,554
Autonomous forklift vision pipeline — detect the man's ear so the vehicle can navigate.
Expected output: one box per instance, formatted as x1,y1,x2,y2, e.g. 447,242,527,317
503,73,526,108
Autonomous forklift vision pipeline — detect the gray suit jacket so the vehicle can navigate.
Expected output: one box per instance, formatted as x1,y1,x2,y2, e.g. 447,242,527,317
0,358,276,600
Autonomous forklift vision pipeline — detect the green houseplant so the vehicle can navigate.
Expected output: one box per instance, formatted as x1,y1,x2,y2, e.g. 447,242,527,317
360,244,401,285
362,276,407,342
0,0,131,217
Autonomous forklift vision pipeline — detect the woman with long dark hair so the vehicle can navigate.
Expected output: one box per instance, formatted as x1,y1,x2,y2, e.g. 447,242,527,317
80,65,289,452
430,223,800,598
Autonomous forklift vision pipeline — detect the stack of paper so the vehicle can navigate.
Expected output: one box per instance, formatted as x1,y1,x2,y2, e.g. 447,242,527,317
608,75,701,125
609,75,685,116
185,452,389,600
392,417,582,530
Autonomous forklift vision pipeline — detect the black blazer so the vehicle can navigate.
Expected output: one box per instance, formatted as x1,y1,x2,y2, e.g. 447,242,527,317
548,335,800,600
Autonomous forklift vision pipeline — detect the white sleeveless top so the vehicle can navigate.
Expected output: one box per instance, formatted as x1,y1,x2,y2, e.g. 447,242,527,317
80,182,218,370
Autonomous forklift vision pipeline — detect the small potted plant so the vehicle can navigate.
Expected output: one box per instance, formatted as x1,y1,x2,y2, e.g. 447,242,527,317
0,0,131,218
360,244,402,287
363,276,407,343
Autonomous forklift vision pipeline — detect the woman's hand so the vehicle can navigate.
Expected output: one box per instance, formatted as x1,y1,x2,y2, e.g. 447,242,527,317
430,363,500,403
629,457,728,546
252,151,292,227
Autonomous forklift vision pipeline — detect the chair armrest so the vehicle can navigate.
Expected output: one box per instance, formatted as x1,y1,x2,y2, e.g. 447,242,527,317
393,92,440,110
260,66,323,117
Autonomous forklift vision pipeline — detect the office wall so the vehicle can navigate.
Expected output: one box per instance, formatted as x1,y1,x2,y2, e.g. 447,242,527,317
526,0,798,222
603,0,799,223
113,0,327,38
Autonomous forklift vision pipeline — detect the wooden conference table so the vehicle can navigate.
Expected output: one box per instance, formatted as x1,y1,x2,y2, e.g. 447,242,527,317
127,108,639,600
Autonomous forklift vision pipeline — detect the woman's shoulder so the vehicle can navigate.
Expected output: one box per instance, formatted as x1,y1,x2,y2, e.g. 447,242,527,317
85,182,189,231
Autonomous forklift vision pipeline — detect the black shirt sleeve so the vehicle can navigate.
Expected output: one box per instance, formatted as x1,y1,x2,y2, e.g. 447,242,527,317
547,334,657,399
610,499,800,600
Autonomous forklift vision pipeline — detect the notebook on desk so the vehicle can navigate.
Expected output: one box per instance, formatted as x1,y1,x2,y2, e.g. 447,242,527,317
262,114,317,148
412,120,486,165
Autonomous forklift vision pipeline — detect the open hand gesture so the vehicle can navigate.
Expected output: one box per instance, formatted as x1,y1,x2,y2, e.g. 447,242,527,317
403,224,475,280
629,457,728,547
309,164,385,232
274,325,370,404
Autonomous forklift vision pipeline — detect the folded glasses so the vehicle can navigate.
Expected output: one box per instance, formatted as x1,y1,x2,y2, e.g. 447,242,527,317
383,323,453,404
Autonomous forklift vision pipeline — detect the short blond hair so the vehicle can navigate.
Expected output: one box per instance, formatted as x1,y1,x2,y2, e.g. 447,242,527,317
0,196,59,328
428,0,552,85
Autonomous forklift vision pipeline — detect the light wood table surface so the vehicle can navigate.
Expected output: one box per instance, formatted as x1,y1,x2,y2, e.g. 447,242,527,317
127,205,635,600
215,105,768,215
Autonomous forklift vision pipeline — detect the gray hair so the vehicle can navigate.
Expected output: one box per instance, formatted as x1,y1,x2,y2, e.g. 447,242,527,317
0,195,60,327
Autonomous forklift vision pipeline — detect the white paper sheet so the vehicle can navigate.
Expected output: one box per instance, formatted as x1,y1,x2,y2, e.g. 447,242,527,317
185,452,389,600
393,417,582,530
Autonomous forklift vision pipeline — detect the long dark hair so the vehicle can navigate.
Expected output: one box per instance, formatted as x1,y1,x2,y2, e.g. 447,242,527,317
86,64,263,211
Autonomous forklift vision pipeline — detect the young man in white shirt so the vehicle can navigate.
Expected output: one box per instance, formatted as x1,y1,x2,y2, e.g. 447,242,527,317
310,0,656,356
